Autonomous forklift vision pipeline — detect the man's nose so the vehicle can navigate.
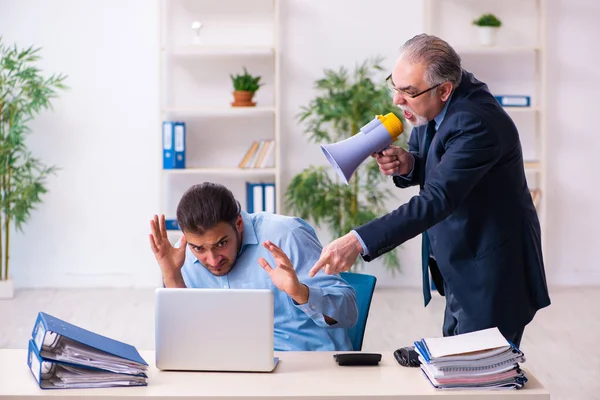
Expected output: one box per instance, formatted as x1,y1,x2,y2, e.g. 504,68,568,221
207,251,221,266
394,92,407,105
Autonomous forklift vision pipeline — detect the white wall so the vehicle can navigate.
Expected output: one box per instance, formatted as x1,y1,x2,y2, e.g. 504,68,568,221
543,0,600,285
1,0,162,288
0,0,598,288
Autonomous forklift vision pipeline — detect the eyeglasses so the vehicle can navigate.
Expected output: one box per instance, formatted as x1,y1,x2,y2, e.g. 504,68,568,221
386,74,443,99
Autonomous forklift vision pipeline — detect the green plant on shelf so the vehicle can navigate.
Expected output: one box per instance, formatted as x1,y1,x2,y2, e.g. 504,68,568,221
472,13,502,28
230,67,263,94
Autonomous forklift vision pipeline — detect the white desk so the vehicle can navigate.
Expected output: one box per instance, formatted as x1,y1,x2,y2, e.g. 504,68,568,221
0,349,550,399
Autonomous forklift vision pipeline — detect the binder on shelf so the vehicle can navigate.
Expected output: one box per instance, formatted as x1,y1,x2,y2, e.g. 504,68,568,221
253,140,272,168
259,140,275,168
173,122,186,168
165,219,180,231
238,141,260,168
247,182,264,213
31,312,148,377
494,95,531,107
27,340,147,390
246,182,276,213
264,183,275,213
162,121,186,169
238,140,275,169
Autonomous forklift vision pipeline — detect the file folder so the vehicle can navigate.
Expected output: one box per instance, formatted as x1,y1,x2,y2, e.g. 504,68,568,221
162,121,186,169
27,340,147,389
246,182,276,213
494,95,531,107
173,122,186,169
32,312,148,376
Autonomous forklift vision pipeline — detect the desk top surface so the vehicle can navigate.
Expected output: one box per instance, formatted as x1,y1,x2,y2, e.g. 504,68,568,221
0,349,549,400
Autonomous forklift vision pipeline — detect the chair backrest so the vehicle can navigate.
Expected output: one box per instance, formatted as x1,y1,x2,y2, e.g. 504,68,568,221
340,272,377,351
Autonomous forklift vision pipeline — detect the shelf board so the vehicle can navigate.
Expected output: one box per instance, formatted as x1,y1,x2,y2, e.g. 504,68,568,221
163,168,276,176
455,46,541,55
163,106,276,117
524,161,541,171
164,45,275,57
503,106,540,113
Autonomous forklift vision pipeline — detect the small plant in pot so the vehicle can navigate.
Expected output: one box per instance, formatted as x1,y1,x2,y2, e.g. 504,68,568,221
230,67,262,107
472,13,502,46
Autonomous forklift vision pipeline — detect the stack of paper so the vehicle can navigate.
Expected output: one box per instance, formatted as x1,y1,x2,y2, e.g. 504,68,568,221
414,328,527,390
27,312,148,389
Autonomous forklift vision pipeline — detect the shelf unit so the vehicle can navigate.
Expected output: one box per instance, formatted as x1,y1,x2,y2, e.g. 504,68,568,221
159,0,281,228
423,0,547,220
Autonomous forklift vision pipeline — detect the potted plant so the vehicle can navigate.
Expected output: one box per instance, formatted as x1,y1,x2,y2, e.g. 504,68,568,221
285,57,406,274
0,38,65,299
230,67,262,107
472,13,502,46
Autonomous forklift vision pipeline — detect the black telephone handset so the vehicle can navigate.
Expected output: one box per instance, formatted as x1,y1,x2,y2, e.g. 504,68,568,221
393,346,421,367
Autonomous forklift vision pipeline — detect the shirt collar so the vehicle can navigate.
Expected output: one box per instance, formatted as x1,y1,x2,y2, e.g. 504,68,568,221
433,91,454,131
239,211,259,252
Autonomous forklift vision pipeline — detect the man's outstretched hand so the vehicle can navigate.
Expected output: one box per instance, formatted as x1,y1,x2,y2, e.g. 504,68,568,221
149,214,187,288
309,233,363,277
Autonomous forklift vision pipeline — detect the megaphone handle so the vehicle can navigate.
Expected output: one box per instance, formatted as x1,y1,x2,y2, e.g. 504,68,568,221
377,145,391,156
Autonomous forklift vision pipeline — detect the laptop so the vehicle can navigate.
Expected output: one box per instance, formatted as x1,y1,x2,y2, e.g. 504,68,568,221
154,288,279,372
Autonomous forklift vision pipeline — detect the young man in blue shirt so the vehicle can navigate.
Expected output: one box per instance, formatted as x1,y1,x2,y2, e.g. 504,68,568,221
149,182,358,351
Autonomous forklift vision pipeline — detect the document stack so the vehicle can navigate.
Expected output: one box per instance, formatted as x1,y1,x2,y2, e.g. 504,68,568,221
414,328,527,390
27,312,148,389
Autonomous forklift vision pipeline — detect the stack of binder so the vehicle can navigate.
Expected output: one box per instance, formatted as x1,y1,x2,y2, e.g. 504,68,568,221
27,312,148,389
414,328,527,390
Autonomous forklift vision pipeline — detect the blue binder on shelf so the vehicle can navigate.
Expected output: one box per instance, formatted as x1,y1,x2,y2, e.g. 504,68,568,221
162,121,186,169
165,219,180,231
246,182,276,214
31,312,148,376
27,339,147,389
494,95,531,107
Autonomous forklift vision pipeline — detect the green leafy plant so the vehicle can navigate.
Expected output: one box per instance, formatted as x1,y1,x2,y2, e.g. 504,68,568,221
0,37,66,281
285,57,407,274
230,67,263,93
473,13,502,27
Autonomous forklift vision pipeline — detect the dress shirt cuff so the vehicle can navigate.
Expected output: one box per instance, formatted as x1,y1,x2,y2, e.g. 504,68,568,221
351,230,368,257
392,153,416,181
293,285,325,319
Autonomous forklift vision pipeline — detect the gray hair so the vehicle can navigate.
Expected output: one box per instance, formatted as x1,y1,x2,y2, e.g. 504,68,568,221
400,34,462,88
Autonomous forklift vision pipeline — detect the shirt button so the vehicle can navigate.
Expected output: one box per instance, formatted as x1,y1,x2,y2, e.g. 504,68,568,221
310,305,316,310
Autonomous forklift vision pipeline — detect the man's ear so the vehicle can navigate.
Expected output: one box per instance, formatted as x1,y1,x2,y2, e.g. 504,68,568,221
235,214,244,234
439,82,453,102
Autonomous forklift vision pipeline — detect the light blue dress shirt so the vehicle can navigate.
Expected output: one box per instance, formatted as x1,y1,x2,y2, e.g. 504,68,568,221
352,94,454,256
181,211,357,351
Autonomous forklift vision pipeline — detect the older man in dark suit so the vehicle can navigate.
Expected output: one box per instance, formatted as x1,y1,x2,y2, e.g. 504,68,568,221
309,34,550,347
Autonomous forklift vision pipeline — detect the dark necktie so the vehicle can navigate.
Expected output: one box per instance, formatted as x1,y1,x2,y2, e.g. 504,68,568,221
421,120,436,306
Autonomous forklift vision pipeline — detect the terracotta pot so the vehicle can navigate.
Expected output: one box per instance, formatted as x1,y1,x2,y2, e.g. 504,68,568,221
231,91,256,107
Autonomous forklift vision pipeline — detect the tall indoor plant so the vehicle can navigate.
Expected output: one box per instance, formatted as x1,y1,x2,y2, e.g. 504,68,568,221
0,38,66,297
285,57,406,273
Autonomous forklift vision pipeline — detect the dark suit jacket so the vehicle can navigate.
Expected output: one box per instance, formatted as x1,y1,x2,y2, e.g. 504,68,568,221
355,70,551,333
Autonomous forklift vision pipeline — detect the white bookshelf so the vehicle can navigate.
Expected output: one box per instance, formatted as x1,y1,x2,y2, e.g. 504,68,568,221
423,0,547,234
159,0,281,226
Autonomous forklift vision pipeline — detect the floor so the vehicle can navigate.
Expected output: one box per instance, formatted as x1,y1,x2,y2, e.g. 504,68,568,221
1,286,598,399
